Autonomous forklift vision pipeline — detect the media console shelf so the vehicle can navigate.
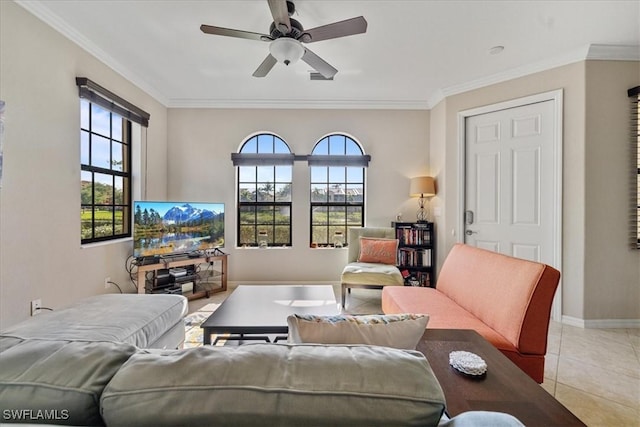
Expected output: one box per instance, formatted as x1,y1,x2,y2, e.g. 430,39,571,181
136,254,227,300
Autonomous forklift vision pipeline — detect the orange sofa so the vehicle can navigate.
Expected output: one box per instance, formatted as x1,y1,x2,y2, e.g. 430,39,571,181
382,243,560,383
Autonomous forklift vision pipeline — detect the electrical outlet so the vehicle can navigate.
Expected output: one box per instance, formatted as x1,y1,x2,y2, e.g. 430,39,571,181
104,277,111,289
31,299,42,316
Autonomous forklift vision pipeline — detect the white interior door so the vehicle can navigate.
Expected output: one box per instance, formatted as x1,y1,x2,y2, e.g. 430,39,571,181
465,100,556,263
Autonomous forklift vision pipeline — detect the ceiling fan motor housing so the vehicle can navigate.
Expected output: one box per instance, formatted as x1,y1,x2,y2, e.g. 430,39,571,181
269,18,305,39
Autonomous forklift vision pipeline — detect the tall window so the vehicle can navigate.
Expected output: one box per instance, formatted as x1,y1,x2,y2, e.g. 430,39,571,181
309,134,368,246
629,86,640,249
80,99,131,243
236,134,293,247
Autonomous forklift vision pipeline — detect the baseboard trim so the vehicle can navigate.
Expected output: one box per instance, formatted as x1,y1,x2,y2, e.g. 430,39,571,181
562,315,640,329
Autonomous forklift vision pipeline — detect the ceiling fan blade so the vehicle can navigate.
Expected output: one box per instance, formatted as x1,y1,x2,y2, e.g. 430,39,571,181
200,24,271,42
252,54,278,77
301,48,338,79
267,0,291,33
303,16,367,43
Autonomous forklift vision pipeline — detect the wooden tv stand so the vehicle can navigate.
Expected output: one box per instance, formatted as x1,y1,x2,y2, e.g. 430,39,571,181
136,254,227,300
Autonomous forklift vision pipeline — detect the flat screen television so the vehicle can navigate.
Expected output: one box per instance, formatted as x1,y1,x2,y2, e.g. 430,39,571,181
133,201,224,258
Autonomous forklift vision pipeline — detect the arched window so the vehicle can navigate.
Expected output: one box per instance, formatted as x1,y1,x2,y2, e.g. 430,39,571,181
234,133,293,247
309,134,368,247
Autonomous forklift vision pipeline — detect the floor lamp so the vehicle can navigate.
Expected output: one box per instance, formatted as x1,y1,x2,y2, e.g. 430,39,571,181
410,176,436,223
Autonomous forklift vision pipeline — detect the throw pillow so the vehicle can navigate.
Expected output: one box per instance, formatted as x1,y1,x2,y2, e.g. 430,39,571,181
357,237,399,265
287,313,429,350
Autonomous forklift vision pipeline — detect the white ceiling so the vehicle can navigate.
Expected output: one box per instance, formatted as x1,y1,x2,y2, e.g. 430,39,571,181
18,0,640,109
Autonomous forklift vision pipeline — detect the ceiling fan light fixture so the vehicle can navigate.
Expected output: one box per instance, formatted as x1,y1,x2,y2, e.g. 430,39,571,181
269,37,305,65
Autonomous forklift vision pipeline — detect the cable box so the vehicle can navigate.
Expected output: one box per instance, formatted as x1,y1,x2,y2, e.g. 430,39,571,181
170,268,188,277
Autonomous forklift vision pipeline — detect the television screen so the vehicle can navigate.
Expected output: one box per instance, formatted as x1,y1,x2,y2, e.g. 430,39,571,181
133,201,224,258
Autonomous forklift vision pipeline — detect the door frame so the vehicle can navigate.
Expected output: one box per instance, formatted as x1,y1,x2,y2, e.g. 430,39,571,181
456,89,564,321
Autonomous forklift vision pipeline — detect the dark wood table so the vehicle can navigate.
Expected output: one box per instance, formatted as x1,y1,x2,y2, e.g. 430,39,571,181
416,329,586,426
200,285,340,345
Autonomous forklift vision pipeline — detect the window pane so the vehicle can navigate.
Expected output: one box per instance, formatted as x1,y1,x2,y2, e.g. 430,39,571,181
257,182,275,202
239,225,256,245
313,139,329,155
311,226,328,245
94,206,113,238
91,135,111,169
80,99,90,130
311,166,327,183
257,134,273,153
328,206,346,224
239,205,256,224
94,173,113,205
347,206,362,225
239,183,256,202
81,171,92,204
81,206,93,240
312,206,328,224
114,206,126,234
346,167,363,183
81,131,90,165
274,225,290,244
275,165,291,182
329,135,345,155
112,142,124,171
114,176,124,204
241,137,257,153
329,167,345,182
257,166,274,182
239,166,256,182
112,116,123,142
311,184,327,202
274,206,290,224
91,104,111,137
347,185,363,202
345,140,363,155
274,138,289,154
329,183,345,202
257,205,274,223
275,183,292,202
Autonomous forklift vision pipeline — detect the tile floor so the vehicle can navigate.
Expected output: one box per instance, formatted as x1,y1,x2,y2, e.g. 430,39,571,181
187,285,640,427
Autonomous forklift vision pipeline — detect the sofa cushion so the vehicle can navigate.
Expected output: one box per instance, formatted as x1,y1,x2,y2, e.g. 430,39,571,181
101,343,446,427
357,237,399,265
287,313,429,350
341,262,404,286
382,287,516,353
0,336,137,426
1,294,188,349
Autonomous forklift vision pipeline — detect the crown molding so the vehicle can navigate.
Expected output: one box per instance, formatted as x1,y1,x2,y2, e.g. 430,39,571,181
15,0,169,106
427,44,640,109
13,3,639,112
166,98,430,110
586,44,640,61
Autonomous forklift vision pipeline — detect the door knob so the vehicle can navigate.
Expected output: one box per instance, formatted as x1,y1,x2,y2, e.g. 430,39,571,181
465,230,478,236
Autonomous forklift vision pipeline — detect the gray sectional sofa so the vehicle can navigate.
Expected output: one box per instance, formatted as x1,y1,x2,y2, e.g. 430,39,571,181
0,294,523,426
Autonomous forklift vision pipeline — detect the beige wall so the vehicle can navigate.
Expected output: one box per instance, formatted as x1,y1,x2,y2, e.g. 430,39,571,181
584,60,640,321
430,61,640,322
167,108,430,282
0,2,168,327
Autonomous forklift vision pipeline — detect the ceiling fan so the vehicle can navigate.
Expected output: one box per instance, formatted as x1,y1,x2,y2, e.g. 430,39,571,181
200,0,367,79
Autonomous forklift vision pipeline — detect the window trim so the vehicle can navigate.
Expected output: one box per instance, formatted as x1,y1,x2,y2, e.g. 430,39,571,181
309,133,367,247
80,100,133,244
235,133,293,248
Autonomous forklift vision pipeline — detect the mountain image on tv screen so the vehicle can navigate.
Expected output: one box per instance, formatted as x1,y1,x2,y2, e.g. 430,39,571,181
133,201,224,257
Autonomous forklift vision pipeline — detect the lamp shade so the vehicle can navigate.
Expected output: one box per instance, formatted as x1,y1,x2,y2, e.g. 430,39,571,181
409,176,436,197
269,38,305,66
